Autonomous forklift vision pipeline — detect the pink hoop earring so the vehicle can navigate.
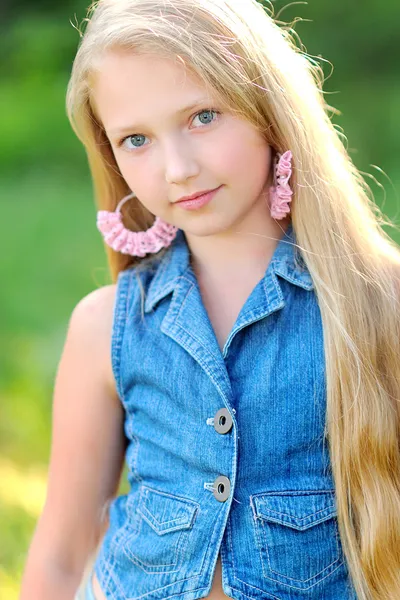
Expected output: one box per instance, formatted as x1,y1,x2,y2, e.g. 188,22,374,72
96,192,178,257
268,150,293,220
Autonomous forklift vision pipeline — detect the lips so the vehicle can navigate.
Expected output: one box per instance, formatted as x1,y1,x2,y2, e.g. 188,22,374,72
175,186,220,203
173,186,221,211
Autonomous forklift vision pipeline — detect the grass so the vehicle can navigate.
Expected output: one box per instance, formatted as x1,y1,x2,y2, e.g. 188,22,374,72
0,168,112,597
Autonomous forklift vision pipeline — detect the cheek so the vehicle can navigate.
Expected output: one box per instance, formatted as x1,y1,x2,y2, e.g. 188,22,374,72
114,154,151,190
113,158,160,209
218,130,272,182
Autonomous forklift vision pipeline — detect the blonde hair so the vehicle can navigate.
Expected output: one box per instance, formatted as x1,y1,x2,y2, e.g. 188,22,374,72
66,1,400,598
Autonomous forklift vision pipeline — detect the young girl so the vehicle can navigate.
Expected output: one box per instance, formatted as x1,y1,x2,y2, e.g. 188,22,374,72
19,1,400,599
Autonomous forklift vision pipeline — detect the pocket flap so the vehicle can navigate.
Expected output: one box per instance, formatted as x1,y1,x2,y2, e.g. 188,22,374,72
137,486,199,535
251,489,337,531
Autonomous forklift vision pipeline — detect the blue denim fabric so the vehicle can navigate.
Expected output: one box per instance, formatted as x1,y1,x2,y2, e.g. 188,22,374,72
93,222,358,599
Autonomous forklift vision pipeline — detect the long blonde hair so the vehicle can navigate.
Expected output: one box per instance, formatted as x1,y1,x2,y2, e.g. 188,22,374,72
66,1,400,597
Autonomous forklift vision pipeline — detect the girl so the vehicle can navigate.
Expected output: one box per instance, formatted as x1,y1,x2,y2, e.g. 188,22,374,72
19,1,400,599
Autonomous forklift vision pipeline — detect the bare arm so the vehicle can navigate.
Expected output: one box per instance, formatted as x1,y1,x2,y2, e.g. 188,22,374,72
19,284,127,599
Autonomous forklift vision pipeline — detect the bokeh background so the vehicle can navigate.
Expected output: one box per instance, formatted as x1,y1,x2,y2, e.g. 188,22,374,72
1,0,399,597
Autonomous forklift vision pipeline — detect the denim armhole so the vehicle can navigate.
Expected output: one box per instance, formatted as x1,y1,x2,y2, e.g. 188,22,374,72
111,267,134,404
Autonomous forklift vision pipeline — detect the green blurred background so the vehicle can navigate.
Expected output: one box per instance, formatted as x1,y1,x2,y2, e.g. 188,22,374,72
1,0,399,597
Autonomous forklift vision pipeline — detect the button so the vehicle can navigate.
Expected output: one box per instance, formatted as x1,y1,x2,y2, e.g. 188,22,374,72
214,408,233,434
213,475,231,502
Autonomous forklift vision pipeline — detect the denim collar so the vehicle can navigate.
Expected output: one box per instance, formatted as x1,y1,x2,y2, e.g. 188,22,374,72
143,222,314,313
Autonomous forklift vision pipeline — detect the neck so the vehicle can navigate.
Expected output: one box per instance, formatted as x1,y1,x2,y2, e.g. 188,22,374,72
186,216,291,283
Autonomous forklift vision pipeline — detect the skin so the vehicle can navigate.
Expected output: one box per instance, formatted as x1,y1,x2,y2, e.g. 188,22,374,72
91,50,290,280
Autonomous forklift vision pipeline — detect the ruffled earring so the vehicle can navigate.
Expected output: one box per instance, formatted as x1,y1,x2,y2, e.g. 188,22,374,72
268,150,293,220
96,192,178,257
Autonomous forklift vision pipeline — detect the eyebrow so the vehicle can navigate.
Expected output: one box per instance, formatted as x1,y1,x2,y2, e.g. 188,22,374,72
108,98,214,137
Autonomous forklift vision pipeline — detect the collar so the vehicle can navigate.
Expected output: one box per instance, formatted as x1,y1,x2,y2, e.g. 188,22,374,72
144,222,314,313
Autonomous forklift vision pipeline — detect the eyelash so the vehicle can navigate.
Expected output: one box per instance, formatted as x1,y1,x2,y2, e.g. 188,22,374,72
117,108,221,151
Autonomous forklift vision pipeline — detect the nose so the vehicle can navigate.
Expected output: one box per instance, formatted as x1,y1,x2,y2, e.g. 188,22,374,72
164,138,200,185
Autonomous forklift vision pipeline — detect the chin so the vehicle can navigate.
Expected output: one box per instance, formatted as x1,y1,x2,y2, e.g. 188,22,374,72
181,219,239,239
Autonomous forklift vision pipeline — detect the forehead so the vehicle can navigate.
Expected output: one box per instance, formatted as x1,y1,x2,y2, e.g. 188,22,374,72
94,50,202,87
91,50,221,127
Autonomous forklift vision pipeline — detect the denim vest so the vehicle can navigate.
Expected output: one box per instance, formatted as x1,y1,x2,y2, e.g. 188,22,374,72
93,222,358,600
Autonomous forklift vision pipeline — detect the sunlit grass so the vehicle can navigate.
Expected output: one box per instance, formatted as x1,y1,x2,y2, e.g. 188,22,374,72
0,567,21,600
0,168,107,598
0,458,47,517
0,459,47,600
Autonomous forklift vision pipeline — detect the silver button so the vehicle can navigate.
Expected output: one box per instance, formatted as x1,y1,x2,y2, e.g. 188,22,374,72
213,475,231,502
214,408,233,434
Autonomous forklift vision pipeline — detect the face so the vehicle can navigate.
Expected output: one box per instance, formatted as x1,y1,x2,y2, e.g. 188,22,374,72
91,50,275,239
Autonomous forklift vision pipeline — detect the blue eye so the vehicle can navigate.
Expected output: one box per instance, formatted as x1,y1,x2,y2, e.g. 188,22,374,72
123,133,147,150
193,109,219,126
118,108,220,151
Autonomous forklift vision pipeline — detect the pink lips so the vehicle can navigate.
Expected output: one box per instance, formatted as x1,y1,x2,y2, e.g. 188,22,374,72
175,186,222,210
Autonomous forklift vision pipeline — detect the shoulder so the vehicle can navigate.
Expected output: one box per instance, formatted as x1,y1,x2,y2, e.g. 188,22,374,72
72,283,117,319
70,284,117,341
68,284,118,395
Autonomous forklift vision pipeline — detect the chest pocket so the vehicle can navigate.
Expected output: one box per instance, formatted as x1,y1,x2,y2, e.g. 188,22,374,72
251,490,345,590
121,485,200,574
